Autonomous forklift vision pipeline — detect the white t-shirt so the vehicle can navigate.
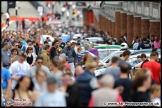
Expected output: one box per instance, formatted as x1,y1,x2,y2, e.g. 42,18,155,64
66,11,69,16
9,61,30,90
72,5,76,9
5,13,10,19
62,7,66,12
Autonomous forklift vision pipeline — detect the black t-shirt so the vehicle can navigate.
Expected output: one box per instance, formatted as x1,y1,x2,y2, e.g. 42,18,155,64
50,47,57,60
114,78,132,102
60,42,65,49
141,59,149,68
132,91,151,102
141,41,151,49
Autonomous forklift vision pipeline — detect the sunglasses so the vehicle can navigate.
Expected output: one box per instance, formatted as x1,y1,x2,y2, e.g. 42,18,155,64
28,49,32,50
62,79,69,83
37,62,43,64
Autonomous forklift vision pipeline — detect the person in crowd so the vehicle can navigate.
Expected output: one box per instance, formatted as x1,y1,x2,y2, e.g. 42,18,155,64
8,38,14,47
61,6,66,17
152,48,158,53
1,61,12,99
50,57,63,88
59,38,66,49
136,53,149,69
10,48,19,64
40,44,50,68
33,69,47,93
114,64,132,102
71,42,76,49
107,37,116,45
77,37,81,43
66,10,70,20
105,56,120,81
21,40,35,53
38,41,49,56
1,42,11,69
150,35,155,48
150,84,161,107
154,37,160,49
131,69,152,102
63,42,77,76
75,65,84,77
81,54,92,69
133,39,140,50
74,43,81,54
46,37,52,47
131,36,138,46
26,56,50,80
137,37,151,50
88,74,123,107
77,47,89,65
33,41,39,55
81,37,90,50
9,52,30,90
88,43,99,57
34,75,66,106
76,58,98,106
12,42,21,52
8,76,37,107
60,73,80,107
26,47,37,66
5,12,10,27
142,53,161,85
22,18,25,31
50,40,59,60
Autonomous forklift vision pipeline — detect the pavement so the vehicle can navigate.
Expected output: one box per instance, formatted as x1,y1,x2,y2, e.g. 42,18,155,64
1,1,83,31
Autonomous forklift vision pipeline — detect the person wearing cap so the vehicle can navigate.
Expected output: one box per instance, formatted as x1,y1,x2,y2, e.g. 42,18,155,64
9,51,30,90
34,75,66,106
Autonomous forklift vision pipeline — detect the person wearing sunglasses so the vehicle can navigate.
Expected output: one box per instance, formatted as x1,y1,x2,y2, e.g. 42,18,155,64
25,47,37,67
26,56,50,81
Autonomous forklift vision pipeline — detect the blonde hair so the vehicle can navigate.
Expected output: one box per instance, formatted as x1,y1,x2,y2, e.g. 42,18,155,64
150,84,161,93
90,43,94,48
85,58,97,70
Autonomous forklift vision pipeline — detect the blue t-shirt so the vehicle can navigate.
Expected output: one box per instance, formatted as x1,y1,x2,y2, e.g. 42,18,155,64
1,68,11,89
22,40,27,46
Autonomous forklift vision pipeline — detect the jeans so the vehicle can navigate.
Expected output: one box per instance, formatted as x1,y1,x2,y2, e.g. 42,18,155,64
69,62,75,76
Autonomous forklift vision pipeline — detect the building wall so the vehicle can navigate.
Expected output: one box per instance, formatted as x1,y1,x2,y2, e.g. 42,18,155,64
82,2,161,41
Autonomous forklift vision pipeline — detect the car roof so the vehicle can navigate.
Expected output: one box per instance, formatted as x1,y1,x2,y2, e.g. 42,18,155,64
95,45,121,49
86,37,103,40
98,49,120,51
131,49,161,55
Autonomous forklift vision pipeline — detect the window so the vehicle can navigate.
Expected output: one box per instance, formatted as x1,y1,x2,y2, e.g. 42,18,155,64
126,57,142,67
99,50,109,60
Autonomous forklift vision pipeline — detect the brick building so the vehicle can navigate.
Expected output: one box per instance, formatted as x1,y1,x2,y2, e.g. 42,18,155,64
78,1,161,45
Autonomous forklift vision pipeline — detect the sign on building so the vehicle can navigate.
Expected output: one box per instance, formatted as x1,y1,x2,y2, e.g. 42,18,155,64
137,5,141,14
145,7,149,16
37,6,43,12
153,8,158,18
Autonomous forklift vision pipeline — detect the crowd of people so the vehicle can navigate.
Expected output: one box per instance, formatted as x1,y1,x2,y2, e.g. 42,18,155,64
1,1,161,107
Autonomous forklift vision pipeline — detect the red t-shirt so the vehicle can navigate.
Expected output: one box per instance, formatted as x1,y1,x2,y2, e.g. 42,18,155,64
142,61,161,84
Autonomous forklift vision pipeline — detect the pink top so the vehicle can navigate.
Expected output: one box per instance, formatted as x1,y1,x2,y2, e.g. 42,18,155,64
154,41,160,48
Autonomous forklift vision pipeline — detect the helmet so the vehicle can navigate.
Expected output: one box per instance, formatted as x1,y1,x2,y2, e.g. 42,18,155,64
121,43,128,50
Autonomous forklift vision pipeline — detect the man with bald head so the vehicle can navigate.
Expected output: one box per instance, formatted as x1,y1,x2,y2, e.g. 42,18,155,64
75,65,84,77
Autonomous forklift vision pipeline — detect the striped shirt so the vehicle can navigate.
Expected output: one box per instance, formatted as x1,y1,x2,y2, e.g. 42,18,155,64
77,51,89,62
